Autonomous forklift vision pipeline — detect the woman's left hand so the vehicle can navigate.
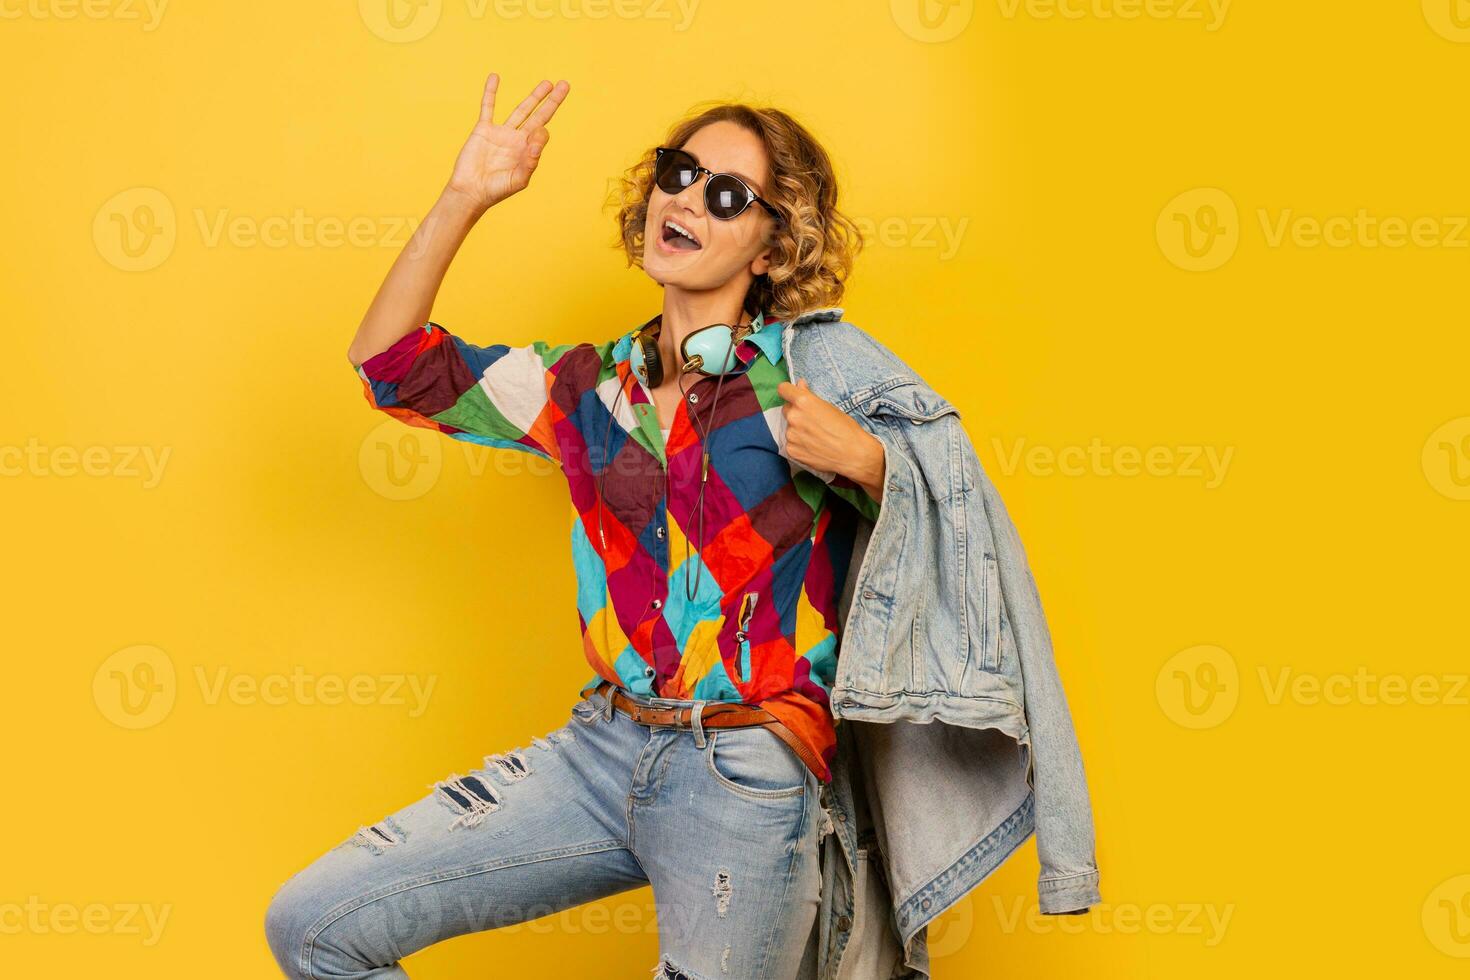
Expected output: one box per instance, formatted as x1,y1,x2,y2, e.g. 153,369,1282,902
777,377,886,501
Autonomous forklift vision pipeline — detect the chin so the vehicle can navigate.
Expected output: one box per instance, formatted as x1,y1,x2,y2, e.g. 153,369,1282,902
640,257,678,288
641,251,697,290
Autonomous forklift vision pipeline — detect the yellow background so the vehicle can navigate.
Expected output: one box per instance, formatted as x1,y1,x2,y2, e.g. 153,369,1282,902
3,0,1468,976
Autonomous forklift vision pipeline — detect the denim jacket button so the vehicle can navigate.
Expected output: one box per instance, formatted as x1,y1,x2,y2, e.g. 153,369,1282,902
836,915,853,932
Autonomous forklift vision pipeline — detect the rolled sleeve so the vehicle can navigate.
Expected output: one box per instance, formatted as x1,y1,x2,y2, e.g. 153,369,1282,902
354,321,571,464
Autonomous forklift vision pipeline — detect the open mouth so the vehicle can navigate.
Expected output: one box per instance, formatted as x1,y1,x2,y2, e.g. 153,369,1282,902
660,218,702,252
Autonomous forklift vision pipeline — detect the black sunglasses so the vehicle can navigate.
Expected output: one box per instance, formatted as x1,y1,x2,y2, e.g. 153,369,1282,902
653,146,783,223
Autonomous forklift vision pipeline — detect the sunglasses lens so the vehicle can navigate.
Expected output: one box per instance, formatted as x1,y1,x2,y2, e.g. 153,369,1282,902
705,174,748,219
654,149,698,195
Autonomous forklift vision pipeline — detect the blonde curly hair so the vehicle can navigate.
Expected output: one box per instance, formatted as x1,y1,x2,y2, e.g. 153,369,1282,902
609,103,864,323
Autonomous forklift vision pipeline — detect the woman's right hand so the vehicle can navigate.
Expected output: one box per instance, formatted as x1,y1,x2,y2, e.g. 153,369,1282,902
445,73,570,214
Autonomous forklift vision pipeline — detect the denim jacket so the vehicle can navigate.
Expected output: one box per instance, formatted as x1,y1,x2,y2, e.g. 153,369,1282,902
781,308,1101,980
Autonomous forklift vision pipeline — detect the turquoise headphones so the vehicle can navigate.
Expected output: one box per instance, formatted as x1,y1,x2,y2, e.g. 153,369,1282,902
629,313,755,389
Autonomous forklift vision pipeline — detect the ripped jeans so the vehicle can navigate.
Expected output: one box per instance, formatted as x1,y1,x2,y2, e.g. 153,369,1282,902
264,685,822,979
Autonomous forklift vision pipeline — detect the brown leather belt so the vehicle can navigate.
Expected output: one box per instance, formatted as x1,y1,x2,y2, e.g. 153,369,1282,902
580,679,824,779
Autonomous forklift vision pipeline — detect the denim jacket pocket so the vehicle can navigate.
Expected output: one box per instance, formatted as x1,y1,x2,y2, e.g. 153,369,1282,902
982,553,1002,671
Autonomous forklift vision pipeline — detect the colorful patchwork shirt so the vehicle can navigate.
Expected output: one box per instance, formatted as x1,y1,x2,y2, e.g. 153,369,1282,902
354,311,881,782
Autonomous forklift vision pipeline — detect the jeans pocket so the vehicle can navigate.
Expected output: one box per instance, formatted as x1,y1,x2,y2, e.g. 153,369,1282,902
705,727,808,799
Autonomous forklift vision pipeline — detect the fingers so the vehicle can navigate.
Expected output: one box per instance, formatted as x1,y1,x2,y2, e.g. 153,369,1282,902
777,379,807,403
504,79,553,129
478,72,500,126
524,79,570,130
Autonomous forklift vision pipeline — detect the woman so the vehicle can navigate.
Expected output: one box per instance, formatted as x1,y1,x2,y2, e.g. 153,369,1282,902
266,73,891,980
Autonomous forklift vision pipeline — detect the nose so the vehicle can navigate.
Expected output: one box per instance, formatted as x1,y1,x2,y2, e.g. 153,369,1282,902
670,174,705,217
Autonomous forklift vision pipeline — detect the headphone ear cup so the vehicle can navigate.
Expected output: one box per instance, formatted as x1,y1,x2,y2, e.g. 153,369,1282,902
638,333,665,388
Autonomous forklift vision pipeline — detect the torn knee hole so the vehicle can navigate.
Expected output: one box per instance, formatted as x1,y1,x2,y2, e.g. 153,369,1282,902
432,773,502,830
349,815,408,855
484,750,532,782
652,955,699,980
711,868,732,917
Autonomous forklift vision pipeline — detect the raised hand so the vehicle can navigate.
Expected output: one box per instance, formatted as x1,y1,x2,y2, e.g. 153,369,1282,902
446,73,571,213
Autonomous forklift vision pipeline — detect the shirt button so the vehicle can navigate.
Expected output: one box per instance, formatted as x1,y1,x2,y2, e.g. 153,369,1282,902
651,598,663,610
656,526,666,539
688,392,699,404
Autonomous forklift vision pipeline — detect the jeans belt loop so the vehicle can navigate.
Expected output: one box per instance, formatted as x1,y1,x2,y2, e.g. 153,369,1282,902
691,700,708,747
602,682,616,721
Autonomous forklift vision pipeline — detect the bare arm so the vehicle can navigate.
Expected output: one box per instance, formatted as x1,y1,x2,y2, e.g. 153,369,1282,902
347,72,571,368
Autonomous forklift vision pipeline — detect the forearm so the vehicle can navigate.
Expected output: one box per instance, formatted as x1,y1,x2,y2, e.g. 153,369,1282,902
347,187,487,367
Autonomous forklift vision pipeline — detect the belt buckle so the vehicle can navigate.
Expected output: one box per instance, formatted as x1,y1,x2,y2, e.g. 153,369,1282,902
644,695,698,727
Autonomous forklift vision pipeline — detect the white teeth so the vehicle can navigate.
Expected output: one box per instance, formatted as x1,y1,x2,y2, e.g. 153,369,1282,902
664,219,700,246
